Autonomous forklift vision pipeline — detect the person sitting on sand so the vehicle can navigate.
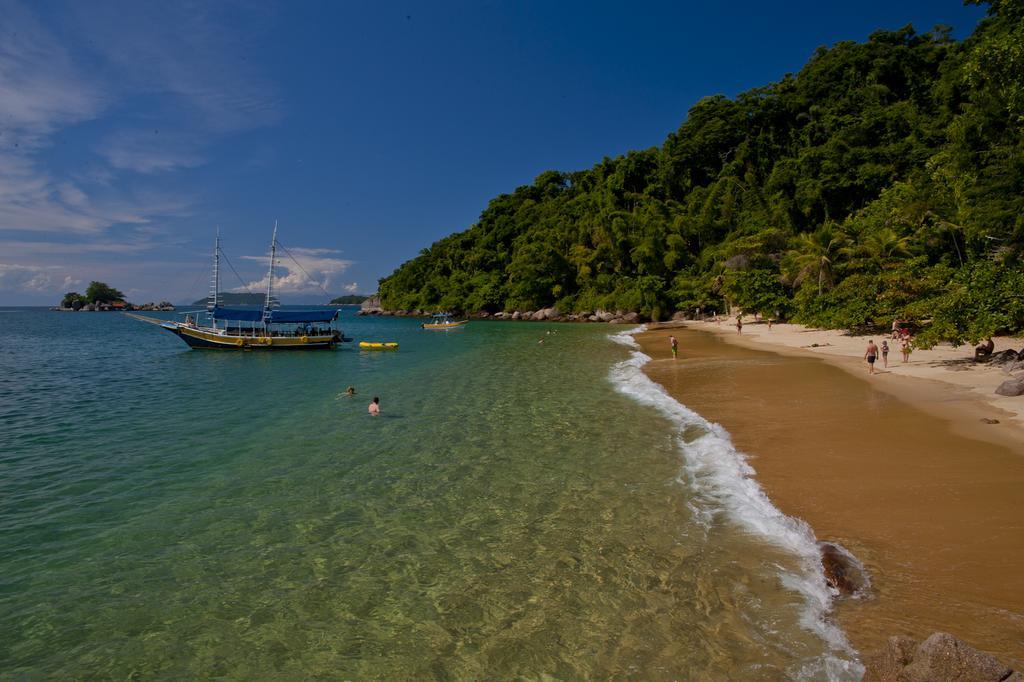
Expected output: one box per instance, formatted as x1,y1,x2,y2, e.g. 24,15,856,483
974,337,994,362
345,386,356,396
368,397,380,416
864,340,878,375
669,335,678,359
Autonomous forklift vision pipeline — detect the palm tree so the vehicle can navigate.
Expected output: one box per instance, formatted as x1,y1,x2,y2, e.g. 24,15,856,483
785,225,847,296
859,228,913,269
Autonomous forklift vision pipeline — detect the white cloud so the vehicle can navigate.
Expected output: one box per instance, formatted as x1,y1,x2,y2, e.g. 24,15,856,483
343,282,360,293
99,131,207,174
239,247,354,294
0,1,279,236
0,263,70,293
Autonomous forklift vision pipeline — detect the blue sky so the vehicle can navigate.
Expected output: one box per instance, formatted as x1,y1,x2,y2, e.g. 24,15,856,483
0,0,986,304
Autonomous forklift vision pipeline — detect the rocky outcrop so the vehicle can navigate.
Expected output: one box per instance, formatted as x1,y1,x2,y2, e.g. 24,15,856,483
989,349,1023,366
995,377,1024,397
818,541,869,597
863,632,1022,681
370,307,655,323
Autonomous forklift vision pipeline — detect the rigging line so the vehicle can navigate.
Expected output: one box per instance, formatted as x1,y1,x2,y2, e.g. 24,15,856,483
219,249,255,294
277,241,334,300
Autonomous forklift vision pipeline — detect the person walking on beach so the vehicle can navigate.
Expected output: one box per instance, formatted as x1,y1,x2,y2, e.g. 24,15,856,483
736,316,743,334
669,335,678,359
368,396,380,416
864,340,878,374
900,336,912,363
880,340,889,368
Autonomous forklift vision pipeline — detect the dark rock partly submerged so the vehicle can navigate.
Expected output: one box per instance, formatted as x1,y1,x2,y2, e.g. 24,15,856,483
818,541,869,597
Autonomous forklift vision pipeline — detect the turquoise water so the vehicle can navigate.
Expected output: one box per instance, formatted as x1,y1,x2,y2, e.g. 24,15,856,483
0,309,859,679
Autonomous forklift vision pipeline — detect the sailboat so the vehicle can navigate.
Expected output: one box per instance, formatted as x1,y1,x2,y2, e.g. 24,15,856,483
129,225,348,350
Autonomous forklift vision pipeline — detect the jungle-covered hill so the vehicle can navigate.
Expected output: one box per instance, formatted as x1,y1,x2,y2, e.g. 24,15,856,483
380,1,1023,345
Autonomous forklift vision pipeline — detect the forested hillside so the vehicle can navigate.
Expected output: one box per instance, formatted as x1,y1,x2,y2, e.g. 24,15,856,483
380,1,1023,345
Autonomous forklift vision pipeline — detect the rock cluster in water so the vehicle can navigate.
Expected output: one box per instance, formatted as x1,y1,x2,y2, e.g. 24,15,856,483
863,632,1022,681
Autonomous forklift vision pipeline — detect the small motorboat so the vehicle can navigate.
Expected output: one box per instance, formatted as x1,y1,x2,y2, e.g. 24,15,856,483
359,341,399,350
421,312,468,330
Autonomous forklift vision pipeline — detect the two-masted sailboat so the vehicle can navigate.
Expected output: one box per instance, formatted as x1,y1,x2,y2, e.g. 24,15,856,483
129,226,348,350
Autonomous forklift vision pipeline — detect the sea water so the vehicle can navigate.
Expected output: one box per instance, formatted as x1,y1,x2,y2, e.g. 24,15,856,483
0,309,860,679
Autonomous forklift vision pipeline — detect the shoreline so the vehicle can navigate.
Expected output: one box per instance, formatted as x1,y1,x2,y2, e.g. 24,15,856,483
632,323,1024,666
658,319,1024,450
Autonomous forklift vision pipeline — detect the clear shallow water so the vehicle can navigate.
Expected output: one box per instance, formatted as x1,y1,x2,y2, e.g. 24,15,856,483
0,309,859,679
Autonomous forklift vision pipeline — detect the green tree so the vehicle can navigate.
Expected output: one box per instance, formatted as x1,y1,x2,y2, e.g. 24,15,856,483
85,281,125,304
784,226,847,296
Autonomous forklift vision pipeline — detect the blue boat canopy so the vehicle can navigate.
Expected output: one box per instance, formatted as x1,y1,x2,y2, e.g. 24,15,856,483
267,308,339,323
212,306,263,321
211,307,339,323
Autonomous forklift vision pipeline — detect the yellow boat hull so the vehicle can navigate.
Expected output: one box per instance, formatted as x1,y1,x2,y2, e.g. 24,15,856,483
359,341,399,350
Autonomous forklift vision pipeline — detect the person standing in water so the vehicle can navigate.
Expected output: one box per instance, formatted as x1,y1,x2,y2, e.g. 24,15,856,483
864,340,878,375
368,397,380,416
669,335,678,359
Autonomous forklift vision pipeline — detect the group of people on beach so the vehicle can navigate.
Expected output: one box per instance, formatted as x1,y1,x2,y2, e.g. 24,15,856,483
864,322,914,374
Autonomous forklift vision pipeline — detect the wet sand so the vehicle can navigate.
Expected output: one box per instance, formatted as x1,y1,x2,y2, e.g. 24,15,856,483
636,327,1024,666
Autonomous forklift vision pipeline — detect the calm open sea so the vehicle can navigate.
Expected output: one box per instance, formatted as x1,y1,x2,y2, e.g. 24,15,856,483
0,308,860,679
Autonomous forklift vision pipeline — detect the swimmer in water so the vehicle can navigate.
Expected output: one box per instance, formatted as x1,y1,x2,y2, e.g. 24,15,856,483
368,396,380,416
345,386,356,396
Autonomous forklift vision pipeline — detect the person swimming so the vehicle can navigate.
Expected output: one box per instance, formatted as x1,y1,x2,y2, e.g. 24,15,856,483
368,396,380,416
345,386,356,396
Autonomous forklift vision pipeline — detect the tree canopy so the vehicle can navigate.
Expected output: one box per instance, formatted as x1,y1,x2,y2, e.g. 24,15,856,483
85,281,125,304
380,3,1024,345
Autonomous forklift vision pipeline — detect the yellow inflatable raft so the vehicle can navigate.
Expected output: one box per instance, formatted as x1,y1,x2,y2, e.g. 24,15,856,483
359,341,399,350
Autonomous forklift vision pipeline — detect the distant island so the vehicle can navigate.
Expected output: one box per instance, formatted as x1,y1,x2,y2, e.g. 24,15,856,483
56,281,173,312
189,293,368,306
329,294,370,305
192,292,265,306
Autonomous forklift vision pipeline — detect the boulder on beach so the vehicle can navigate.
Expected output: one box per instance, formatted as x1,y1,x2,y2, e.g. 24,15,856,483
622,312,640,323
511,311,522,320
595,310,615,322
862,632,1020,682
995,377,1024,397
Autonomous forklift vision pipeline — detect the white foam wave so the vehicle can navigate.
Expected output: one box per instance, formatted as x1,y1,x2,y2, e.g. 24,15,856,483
607,327,863,679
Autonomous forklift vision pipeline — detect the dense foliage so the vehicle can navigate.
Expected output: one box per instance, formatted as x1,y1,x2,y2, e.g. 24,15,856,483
380,2,1024,345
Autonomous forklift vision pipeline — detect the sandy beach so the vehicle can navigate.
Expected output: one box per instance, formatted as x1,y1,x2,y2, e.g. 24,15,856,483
635,322,1024,666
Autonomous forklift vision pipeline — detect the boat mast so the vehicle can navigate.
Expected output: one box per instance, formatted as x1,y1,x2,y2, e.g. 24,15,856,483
208,228,221,329
263,221,279,325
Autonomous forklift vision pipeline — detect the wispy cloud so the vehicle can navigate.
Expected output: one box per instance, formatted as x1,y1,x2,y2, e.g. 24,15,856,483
0,263,78,293
0,0,280,239
343,282,360,293
239,247,354,294
98,131,207,174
